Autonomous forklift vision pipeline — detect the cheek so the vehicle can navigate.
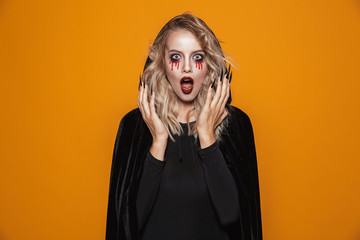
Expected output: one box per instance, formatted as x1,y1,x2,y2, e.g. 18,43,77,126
165,67,178,86
166,67,177,80
196,62,207,79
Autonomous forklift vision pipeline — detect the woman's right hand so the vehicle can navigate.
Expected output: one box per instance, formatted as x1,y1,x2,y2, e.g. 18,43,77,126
138,82,168,161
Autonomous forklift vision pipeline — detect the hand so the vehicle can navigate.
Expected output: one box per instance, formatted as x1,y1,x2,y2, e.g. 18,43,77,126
197,70,231,148
138,81,168,161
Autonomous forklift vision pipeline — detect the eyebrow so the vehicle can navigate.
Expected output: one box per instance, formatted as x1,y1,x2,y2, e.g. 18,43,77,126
168,49,205,54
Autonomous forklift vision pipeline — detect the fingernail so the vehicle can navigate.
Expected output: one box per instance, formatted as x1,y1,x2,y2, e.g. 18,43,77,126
211,79,215,88
226,65,231,78
139,73,142,88
229,72,233,83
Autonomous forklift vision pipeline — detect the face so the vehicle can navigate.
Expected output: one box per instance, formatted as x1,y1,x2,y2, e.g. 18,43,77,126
164,29,208,103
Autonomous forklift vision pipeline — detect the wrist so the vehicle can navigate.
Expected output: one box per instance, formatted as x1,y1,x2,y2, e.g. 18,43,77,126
198,132,216,149
150,138,168,161
153,136,168,145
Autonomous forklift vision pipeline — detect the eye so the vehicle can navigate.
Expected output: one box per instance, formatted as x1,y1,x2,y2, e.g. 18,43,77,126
170,54,181,61
193,54,203,61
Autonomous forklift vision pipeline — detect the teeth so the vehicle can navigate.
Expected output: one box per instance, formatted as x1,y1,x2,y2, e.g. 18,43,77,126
182,78,193,84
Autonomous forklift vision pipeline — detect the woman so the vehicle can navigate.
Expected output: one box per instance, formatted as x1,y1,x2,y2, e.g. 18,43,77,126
106,12,262,240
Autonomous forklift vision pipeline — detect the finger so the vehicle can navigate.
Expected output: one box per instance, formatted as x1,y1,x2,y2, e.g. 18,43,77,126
217,72,228,109
138,82,144,116
220,73,230,109
210,76,222,109
224,79,230,106
138,81,142,105
219,69,231,105
147,91,156,135
225,64,231,79
220,68,225,81
139,82,146,117
149,91,157,119
212,75,226,122
215,109,228,128
137,83,140,107
204,83,213,109
138,73,142,91
142,84,151,117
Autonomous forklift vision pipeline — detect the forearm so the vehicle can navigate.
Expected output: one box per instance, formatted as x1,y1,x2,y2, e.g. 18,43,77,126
199,141,239,226
149,137,168,161
136,151,166,231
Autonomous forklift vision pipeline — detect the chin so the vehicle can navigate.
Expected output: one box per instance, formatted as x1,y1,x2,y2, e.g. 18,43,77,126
177,92,199,103
180,97,195,103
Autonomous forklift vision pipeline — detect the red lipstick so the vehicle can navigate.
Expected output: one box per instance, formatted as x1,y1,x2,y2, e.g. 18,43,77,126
180,76,194,94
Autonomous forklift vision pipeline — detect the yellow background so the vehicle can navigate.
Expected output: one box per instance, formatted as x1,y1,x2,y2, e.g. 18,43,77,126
1,0,360,239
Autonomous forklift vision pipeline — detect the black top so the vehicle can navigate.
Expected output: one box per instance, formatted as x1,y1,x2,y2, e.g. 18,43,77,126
136,122,239,240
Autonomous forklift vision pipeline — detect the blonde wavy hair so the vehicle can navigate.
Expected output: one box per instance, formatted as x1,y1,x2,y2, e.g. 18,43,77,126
140,11,235,143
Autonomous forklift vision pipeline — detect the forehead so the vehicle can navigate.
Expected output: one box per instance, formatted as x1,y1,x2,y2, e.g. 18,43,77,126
165,29,203,51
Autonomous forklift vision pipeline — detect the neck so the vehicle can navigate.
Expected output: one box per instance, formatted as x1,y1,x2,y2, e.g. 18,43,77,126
177,100,195,123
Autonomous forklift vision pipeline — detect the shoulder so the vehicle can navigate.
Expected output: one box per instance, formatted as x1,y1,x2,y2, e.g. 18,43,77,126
114,108,142,135
120,108,141,125
223,105,256,155
119,108,141,124
226,104,253,128
224,105,256,146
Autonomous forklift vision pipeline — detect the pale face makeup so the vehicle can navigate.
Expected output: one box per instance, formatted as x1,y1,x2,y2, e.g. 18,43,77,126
164,29,208,106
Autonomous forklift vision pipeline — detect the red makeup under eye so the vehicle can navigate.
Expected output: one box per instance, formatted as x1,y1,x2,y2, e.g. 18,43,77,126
169,59,180,71
194,54,204,70
195,60,203,70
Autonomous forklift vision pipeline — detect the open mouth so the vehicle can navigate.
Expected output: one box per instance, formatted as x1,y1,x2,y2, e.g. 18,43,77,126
180,77,194,94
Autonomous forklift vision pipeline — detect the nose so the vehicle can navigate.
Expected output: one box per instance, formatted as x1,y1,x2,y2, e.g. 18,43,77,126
182,57,192,73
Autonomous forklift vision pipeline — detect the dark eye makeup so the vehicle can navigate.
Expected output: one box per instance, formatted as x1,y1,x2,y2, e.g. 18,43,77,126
170,53,204,62
170,54,181,61
193,54,204,61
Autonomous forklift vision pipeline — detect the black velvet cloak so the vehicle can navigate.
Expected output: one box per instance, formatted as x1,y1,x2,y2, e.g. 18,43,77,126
105,104,263,240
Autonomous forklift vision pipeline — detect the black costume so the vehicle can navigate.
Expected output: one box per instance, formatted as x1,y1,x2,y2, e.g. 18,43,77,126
137,121,239,240
106,104,262,240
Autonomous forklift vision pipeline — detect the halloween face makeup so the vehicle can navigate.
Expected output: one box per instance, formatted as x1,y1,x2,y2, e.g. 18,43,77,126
164,29,207,103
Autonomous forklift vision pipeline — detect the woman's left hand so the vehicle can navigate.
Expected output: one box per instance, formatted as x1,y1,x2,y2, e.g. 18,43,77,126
197,72,230,149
